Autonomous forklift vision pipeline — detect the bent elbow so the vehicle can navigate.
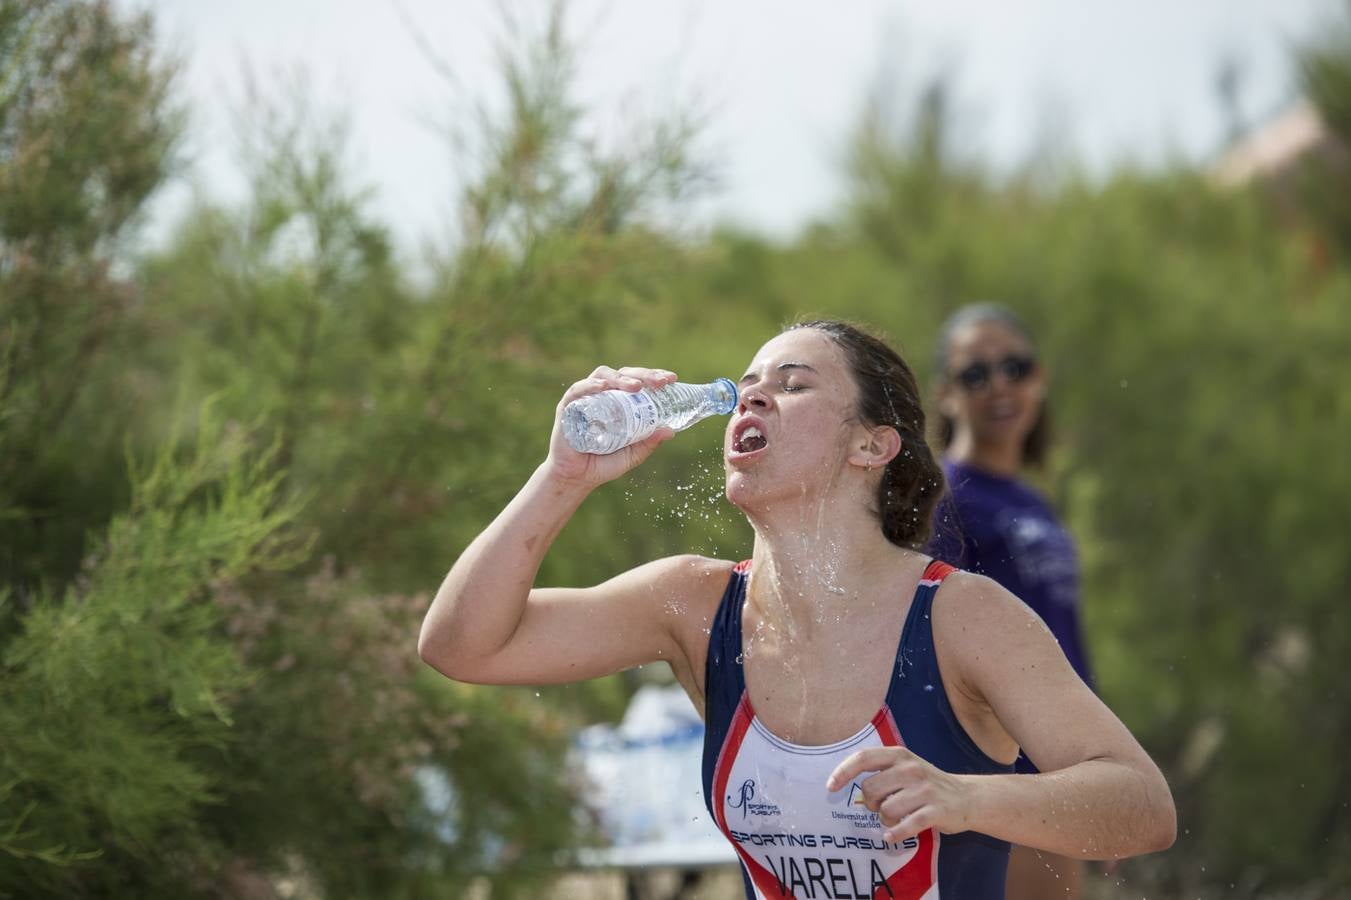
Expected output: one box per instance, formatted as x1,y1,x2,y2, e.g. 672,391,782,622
416,627,437,668
418,638,471,682
1150,799,1178,853
418,624,492,684
417,622,460,679
1134,776,1178,855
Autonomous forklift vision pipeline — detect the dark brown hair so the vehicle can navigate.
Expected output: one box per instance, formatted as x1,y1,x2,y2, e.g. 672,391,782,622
787,319,946,550
933,303,1051,468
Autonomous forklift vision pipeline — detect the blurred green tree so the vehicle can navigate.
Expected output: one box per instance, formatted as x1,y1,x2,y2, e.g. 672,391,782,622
0,0,181,599
1292,4,1351,267
0,413,306,896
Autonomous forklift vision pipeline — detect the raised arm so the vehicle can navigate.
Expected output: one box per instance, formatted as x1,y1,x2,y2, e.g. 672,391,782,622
418,366,726,687
830,573,1175,860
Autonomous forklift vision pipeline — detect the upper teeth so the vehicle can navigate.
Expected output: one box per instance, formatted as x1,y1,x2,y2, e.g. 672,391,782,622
742,427,763,442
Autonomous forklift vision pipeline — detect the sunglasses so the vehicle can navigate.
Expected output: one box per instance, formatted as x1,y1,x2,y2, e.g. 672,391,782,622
950,355,1038,391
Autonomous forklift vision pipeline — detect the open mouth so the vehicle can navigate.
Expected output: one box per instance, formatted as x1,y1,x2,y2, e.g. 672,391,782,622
732,422,768,454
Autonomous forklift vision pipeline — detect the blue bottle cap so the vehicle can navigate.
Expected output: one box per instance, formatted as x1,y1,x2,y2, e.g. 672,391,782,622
712,377,738,414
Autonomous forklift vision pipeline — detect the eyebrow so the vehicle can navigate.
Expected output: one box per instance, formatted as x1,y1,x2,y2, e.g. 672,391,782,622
738,362,819,385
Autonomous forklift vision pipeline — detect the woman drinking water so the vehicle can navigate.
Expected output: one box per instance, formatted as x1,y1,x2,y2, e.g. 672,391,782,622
419,319,1175,898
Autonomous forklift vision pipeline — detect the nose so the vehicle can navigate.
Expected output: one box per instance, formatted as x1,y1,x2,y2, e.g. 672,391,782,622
738,383,771,414
986,373,1013,395
989,368,1024,395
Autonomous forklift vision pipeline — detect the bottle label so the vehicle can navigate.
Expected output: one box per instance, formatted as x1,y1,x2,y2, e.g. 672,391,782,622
621,390,660,441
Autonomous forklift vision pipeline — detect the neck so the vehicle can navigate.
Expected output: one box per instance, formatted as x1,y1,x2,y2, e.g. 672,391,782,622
946,429,1023,478
744,490,910,634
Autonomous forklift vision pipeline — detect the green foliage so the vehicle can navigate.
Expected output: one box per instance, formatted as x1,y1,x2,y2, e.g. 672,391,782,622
0,412,304,896
1292,3,1351,268
0,0,182,593
1300,2,1351,145
203,563,578,897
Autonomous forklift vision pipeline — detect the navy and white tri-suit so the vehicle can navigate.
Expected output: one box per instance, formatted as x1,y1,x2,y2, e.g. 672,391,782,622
702,559,1013,899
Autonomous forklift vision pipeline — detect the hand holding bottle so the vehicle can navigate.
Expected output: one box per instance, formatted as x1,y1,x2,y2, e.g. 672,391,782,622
545,366,682,488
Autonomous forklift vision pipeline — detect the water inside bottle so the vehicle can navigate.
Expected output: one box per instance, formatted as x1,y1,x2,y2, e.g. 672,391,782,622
562,379,737,455
562,396,617,454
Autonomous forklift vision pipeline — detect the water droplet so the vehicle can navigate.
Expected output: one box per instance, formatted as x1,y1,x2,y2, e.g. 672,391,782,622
923,684,934,692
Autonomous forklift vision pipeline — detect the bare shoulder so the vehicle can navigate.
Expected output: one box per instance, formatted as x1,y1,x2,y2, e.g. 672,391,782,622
655,554,738,618
648,552,740,582
930,570,1056,659
609,553,736,596
629,554,737,706
931,568,1076,713
596,553,736,633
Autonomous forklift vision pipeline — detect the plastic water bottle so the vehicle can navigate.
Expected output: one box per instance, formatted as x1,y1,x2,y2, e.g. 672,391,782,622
562,378,738,455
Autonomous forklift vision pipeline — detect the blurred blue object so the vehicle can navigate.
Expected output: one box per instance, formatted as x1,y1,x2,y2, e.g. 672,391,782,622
572,684,737,868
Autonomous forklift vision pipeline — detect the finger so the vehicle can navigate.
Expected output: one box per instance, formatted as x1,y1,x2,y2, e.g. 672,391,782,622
826,747,911,792
883,806,936,844
857,768,915,811
878,786,929,828
624,427,676,465
589,366,644,391
604,368,645,392
559,375,613,408
634,427,676,451
559,365,650,407
616,366,677,389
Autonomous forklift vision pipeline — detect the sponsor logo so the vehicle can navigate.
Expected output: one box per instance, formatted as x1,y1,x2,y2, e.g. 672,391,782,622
728,779,756,818
830,782,882,828
726,778,781,818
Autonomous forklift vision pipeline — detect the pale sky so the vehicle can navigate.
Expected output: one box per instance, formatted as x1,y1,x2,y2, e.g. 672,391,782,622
125,1,1334,254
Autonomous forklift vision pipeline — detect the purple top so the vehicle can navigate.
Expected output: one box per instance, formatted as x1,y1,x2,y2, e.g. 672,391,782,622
928,459,1094,691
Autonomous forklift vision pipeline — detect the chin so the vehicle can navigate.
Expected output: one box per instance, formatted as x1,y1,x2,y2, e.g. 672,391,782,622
981,421,1028,443
723,469,760,512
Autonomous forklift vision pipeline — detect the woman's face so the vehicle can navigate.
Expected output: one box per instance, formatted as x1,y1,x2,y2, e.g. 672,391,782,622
724,328,862,510
939,319,1045,453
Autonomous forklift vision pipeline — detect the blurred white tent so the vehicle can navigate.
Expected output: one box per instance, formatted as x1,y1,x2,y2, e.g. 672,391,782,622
573,684,737,870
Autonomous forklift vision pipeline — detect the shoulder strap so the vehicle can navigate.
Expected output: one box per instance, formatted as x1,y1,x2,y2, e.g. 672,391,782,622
920,558,956,585
888,558,955,690
701,562,750,813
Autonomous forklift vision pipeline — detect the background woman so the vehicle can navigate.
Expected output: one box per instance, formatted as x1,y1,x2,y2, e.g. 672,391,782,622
929,303,1097,898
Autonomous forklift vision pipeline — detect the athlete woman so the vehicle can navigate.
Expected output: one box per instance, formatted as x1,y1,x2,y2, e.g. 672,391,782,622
419,319,1175,898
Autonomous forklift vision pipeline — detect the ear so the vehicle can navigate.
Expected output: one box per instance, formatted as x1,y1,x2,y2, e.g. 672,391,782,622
848,424,902,471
